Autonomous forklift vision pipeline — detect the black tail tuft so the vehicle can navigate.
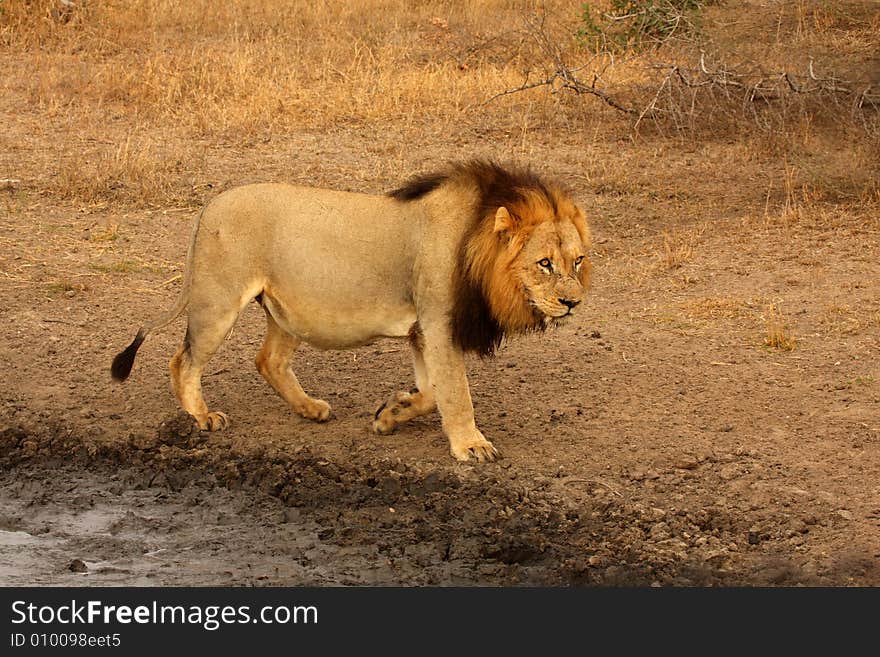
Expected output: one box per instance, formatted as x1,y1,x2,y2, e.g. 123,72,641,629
111,331,146,381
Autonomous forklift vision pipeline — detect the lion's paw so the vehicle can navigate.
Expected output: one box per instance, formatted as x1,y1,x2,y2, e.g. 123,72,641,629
201,411,229,432
372,390,419,435
450,432,499,463
298,399,331,422
372,412,396,435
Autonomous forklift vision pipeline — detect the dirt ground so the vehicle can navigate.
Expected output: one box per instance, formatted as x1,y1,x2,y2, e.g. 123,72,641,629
2,129,878,586
1,1,879,586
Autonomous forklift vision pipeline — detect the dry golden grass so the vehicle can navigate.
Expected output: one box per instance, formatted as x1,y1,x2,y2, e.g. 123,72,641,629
45,279,86,295
52,133,203,208
821,303,868,335
4,1,875,135
1,0,877,211
89,257,165,275
656,229,694,270
680,297,764,320
763,304,797,351
89,223,119,243
2,0,573,137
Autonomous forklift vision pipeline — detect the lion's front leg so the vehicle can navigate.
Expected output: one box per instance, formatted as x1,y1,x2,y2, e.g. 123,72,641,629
418,324,498,463
372,338,436,435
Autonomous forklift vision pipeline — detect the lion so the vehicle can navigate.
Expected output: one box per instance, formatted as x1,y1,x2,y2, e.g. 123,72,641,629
111,160,591,462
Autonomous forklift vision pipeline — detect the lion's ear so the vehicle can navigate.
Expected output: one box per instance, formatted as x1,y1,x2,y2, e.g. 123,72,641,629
494,206,514,234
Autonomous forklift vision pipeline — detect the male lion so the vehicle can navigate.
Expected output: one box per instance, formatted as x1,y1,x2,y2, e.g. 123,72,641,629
111,161,591,462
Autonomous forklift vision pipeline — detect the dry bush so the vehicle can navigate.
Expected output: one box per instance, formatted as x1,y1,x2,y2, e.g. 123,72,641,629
493,2,879,139
632,54,880,140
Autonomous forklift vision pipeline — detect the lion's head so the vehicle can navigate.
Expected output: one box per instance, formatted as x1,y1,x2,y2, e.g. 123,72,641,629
390,160,591,356
445,161,591,355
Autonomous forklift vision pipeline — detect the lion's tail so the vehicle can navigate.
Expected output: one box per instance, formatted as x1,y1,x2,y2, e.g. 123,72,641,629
111,209,203,382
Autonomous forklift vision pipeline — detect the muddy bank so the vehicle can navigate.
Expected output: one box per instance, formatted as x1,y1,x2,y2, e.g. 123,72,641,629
3,412,863,586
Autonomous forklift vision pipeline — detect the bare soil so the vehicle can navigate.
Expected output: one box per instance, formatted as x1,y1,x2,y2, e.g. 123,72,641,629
1,123,879,585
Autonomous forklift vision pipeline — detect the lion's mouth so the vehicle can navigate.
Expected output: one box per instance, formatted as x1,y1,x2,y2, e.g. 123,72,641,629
528,299,574,324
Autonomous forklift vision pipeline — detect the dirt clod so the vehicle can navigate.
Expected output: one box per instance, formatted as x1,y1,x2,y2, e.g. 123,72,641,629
67,559,88,573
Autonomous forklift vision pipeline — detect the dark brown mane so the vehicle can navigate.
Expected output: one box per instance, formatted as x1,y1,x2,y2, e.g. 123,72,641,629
388,159,560,209
449,160,559,356
387,171,448,201
390,160,565,356
451,269,506,357
452,159,559,219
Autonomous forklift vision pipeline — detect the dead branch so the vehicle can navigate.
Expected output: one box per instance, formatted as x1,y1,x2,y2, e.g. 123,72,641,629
484,68,637,115
483,12,637,115
639,53,880,132
485,12,878,135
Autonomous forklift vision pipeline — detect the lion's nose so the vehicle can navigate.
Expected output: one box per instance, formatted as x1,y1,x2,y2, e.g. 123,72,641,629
559,298,581,309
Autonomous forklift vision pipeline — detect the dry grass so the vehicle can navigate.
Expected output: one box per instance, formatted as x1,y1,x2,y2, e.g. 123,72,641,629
88,258,164,275
45,279,86,295
821,303,867,335
51,134,204,208
89,223,119,243
0,0,878,211
656,229,694,269
4,1,876,136
2,0,563,136
680,297,764,320
763,304,797,351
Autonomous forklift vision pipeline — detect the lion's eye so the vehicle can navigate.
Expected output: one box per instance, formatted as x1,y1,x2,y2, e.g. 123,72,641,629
538,258,553,272
574,255,584,269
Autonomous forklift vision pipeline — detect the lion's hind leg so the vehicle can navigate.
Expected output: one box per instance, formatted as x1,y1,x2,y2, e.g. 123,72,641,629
170,297,244,431
372,336,436,435
255,310,331,422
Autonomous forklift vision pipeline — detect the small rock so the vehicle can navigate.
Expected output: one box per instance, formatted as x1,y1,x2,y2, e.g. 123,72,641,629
630,468,660,481
648,507,667,520
130,432,157,450
378,474,402,498
282,508,300,524
156,411,200,447
68,559,88,573
836,509,853,521
649,522,671,541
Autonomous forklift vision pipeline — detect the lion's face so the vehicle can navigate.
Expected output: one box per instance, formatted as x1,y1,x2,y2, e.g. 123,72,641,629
514,220,589,324
457,173,592,351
